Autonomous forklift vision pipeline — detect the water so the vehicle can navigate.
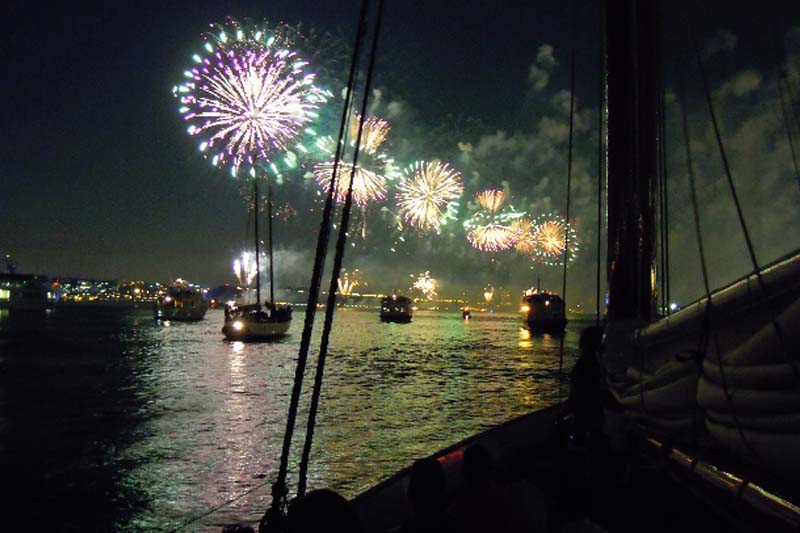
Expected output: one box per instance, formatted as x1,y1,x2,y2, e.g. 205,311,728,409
0,306,582,531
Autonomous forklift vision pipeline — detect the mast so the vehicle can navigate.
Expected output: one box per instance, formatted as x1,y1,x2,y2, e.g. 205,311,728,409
605,0,658,322
254,178,261,307
267,180,275,305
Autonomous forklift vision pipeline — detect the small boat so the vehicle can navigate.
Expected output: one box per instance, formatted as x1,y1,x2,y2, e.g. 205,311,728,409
0,273,54,312
380,294,412,323
222,302,292,340
462,305,471,320
153,281,208,321
520,290,567,333
222,179,292,341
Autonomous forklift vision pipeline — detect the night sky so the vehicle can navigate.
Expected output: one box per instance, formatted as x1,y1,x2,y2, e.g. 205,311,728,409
3,1,799,309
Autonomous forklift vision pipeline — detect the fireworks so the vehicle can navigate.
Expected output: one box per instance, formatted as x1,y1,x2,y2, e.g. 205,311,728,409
396,161,463,231
338,268,365,297
483,286,494,303
476,189,505,212
314,112,397,206
233,251,259,286
511,218,535,254
464,190,523,252
350,113,390,154
411,271,438,300
176,21,327,176
313,162,387,205
529,214,579,265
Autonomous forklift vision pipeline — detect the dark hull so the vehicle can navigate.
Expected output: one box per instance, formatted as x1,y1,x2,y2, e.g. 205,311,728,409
523,317,567,333
352,404,800,533
379,313,412,323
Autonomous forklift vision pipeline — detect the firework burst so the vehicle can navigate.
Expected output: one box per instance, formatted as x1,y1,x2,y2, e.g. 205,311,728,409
396,161,463,231
476,189,506,212
464,190,523,252
511,218,535,254
313,112,397,206
529,214,579,265
350,113,390,154
411,271,438,300
338,268,365,296
313,162,387,205
233,250,259,286
176,20,328,177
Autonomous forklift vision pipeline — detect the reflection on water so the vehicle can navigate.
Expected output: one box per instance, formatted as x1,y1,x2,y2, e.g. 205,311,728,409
0,307,582,531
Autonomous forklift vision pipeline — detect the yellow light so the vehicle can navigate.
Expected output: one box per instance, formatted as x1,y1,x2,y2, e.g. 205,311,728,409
520,305,530,312
232,321,244,331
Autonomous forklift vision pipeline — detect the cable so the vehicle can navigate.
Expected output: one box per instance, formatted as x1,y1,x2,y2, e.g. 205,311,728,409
692,30,799,385
260,2,371,530
777,75,800,192
559,0,576,383
297,0,386,498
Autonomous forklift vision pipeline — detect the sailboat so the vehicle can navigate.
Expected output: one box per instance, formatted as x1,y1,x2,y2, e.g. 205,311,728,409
344,1,800,531
222,179,292,340
242,2,800,532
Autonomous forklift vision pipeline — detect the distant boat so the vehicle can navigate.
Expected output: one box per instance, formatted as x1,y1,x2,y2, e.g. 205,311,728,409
0,273,53,312
520,291,567,333
153,281,207,321
462,305,472,320
222,179,292,341
380,294,412,323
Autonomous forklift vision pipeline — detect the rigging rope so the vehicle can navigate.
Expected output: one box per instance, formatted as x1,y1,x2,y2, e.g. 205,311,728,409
692,31,799,385
679,88,757,458
558,0,576,382
261,2,371,530
297,0,386,498
777,75,800,191
658,80,671,316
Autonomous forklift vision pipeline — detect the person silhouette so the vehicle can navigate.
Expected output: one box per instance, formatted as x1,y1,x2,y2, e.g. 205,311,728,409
285,488,363,533
403,457,452,533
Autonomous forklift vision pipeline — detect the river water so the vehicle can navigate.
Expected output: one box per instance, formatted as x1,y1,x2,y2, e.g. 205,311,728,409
0,306,583,531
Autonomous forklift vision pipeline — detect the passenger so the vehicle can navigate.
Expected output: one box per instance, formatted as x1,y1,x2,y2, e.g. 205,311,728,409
402,457,452,533
285,488,363,533
449,444,546,533
568,326,606,442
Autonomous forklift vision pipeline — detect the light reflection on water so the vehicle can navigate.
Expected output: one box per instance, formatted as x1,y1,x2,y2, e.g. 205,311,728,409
0,307,582,531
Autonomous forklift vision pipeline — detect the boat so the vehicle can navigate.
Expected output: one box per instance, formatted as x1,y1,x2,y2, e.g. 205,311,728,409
0,273,54,312
237,2,800,531
153,280,207,321
520,290,567,333
462,305,471,320
348,0,800,530
379,294,412,323
222,179,292,341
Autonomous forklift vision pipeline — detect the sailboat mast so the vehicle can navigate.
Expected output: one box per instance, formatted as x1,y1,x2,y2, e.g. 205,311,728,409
267,180,275,305
254,178,261,307
605,0,658,322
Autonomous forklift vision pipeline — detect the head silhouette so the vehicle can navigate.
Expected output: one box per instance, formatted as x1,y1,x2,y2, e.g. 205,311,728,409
286,488,362,533
462,444,492,486
407,457,446,512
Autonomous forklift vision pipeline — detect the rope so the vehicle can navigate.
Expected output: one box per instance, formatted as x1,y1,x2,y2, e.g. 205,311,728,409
659,68,671,316
260,2,371,530
164,477,273,533
692,31,800,385
254,179,262,305
777,75,800,192
680,81,757,459
297,0,386,497
558,0,576,383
